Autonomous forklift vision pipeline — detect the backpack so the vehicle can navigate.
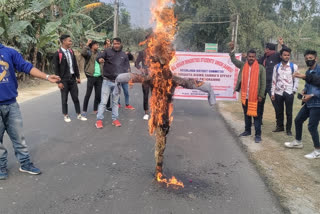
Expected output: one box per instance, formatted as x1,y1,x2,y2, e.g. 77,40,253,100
275,62,295,84
57,49,73,64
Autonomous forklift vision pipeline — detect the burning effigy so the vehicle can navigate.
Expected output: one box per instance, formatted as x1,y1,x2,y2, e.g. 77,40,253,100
114,0,216,189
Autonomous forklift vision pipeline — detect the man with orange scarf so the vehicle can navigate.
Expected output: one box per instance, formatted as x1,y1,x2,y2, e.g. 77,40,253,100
229,42,266,143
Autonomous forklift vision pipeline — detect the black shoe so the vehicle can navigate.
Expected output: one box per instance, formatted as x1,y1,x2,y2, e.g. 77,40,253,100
287,131,293,136
239,131,251,137
106,107,112,112
255,136,262,143
272,127,284,132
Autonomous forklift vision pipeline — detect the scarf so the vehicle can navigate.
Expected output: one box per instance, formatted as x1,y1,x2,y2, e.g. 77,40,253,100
241,60,260,117
263,50,276,66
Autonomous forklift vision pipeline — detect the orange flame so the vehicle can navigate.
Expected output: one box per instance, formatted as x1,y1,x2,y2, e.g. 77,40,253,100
146,0,183,188
146,0,177,135
157,172,184,189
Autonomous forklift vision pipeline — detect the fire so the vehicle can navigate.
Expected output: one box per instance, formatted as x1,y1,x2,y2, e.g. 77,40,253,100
146,0,184,188
157,172,184,189
146,0,177,135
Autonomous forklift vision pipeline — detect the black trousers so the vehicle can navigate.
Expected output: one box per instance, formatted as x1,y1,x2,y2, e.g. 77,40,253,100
142,83,151,111
261,85,276,121
60,79,81,115
274,92,294,131
83,76,103,112
242,99,263,137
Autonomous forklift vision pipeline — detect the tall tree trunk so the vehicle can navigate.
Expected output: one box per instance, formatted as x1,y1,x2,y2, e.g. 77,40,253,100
32,25,41,68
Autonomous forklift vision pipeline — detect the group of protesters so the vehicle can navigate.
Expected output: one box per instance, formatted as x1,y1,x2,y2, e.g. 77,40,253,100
52,35,137,127
0,35,150,180
229,38,320,160
1,34,319,180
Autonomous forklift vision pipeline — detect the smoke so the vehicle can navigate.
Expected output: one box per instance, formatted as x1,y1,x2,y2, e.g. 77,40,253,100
121,0,152,29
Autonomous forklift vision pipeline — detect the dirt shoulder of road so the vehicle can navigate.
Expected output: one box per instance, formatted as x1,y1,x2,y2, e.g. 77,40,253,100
17,78,60,103
218,101,320,214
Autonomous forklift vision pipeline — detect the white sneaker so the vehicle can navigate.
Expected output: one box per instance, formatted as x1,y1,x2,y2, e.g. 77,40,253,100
284,140,303,149
64,115,71,123
77,114,87,121
304,150,320,159
143,114,149,120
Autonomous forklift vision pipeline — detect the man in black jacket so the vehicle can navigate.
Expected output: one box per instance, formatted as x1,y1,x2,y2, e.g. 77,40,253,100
135,49,151,120
95,38,130,128
258,37,287,126
52,35,87,123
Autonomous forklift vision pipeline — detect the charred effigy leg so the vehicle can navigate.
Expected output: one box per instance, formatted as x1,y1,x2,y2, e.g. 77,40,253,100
155,127,167,175
114,73,216,176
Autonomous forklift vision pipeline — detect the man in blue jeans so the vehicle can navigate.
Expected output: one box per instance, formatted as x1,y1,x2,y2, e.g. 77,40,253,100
0,43,61,179
285,50,320,159
95,38,130,128
118,83,135,110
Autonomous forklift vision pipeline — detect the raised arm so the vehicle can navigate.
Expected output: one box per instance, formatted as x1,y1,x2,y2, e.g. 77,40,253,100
228,42,244,69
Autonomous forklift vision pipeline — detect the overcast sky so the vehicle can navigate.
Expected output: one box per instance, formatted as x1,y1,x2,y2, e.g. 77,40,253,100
100,0,152,29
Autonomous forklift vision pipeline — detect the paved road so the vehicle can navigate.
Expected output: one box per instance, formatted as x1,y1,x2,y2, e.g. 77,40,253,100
0,83,284,214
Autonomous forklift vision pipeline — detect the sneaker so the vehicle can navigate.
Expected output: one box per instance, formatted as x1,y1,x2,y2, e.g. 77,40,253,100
304,150,320,159
0,167,8,180
77,114,87,121
255,136,262,143
106,107,112,112
125,105,135,110
19,163,41,175
143,114,149,120
81,112,88,118
239,131,251,137
272,127,284,132
284,140,303,149
286,131,293,136
64,115,71,123
95,120,103,129
112,120,121,127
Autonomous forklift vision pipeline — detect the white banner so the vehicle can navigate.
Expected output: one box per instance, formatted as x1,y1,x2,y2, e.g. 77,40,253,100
170,52,241,101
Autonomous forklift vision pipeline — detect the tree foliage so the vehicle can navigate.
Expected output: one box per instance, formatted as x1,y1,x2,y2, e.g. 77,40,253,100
0,0,149,76
175,0,320,57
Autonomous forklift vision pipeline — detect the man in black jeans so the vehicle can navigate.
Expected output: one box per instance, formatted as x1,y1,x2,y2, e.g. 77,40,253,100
135,49,151,120
270,47,299,136
258,38,287,124
52,35,87,122
285,50,320,159
81,39,103,118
